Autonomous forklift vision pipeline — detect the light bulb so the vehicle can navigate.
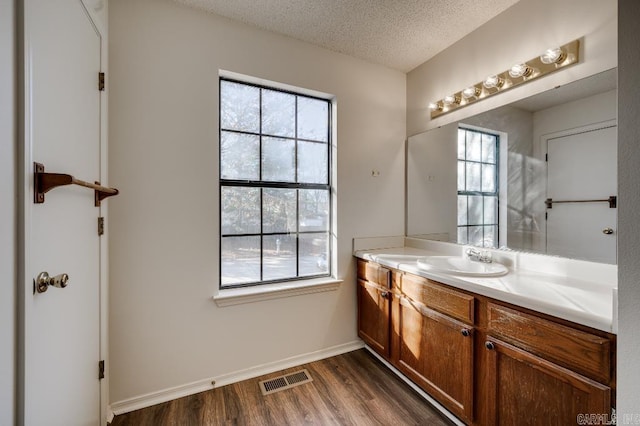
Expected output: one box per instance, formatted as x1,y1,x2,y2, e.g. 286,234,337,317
483,75,503,89
428,102,441,111
462,86,481,99
508,63,532,78
443,95,460,106
540,47,565,64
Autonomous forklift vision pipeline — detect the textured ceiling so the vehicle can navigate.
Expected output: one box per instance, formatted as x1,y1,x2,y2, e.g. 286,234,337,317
173,0,521,72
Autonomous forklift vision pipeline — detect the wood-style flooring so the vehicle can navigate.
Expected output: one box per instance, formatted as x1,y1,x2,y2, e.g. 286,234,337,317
110,349,453,426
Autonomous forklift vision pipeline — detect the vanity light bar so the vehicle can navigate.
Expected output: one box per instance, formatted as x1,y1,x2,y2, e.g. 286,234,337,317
429,39,580,119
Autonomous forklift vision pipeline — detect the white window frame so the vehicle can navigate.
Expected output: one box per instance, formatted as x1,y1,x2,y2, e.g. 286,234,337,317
214,73,340,305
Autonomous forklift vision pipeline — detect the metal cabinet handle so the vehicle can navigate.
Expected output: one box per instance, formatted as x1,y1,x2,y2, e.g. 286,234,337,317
602,227,614,235
35,272,69,294
461,329,471,337
485,341,495,350
380,291,390,299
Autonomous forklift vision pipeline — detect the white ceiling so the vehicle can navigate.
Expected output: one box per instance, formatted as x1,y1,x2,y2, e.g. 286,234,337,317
173,0,521,72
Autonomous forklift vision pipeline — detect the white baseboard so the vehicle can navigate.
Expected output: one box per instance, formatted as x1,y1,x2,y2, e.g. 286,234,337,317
105,406,114,424
364,346,464,426
110,340,364,416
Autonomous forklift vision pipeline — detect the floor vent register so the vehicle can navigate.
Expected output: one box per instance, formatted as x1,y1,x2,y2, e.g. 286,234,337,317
259,369,313,395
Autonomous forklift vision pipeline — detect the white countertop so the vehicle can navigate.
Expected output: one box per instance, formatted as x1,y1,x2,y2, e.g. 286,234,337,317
354,244,616,333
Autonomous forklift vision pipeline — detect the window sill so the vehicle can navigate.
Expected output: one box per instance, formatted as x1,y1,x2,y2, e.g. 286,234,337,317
213,277,343,307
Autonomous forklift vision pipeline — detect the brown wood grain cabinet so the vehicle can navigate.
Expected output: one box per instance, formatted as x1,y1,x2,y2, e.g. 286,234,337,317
393,295,474,422
357,260,391,358
486,303,611,384
356,259,616,426
483,336,610,426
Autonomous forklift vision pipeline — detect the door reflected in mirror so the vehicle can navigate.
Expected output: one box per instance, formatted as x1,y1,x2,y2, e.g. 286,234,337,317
407,69,617,264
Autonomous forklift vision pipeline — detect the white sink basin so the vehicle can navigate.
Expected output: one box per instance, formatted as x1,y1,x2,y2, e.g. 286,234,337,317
373,254,423,267
417,256,509,277
375,254,422,263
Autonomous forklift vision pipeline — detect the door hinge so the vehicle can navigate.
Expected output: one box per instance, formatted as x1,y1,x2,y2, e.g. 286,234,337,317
98,72,105,91
545,212,548,220
99,360,105,380
98,217,104,236
545,153,548,162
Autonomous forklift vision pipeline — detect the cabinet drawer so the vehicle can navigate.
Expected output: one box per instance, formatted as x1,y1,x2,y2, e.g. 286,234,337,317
487,303,611,383
357,260,390,288
400,274,474,323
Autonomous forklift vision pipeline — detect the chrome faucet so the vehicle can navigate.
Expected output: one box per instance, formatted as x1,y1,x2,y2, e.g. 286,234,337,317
466,247,493,263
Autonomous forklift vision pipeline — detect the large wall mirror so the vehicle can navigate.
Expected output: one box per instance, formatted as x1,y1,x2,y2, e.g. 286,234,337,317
407,68,617,264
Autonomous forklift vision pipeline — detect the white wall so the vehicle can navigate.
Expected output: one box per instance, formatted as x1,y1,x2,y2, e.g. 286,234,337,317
0,0,16,424
108,0,405,404
406,122,458,240
617,0,640,416
407,0,617,136
533,90,617,146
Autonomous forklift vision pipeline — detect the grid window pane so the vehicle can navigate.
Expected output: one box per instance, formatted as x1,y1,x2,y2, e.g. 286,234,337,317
457,227,468,244
298,97,328,142
298,141,328,184
263,188,296,234
221,187,260,235
483,226,497,248
457,161,465,191
466,163,481,192
262,136,295,182
482,134,497,163
221,236,261,285
468,195,483,225
299,233,329,276
482,164,496,192
457,127,499,248
220,81,260,133
457,195,468,226
220,131,259,180
262,90,295,138
468,226,484,247
457,129,466,160
220,78,331,287
484,196,497,224
263,235,297,281
299,189,329,232
467,131,482,161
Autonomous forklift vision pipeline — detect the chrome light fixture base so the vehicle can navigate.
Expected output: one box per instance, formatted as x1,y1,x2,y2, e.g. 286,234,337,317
429,39,580,119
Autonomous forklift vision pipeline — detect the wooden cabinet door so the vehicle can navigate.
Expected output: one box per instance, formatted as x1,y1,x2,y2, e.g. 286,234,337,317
395,296,474,422
357,278,391,358
484,337,611,426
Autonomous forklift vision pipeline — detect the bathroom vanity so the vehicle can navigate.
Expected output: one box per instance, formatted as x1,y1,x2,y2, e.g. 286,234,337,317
355,240,616,425
380,66,620,424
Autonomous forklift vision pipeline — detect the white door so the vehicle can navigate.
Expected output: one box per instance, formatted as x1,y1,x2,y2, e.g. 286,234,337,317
22,0,103,424
546,125,617,263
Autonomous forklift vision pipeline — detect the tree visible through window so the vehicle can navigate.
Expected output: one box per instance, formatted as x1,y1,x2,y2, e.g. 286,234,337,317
219,78,331,288
457,127,499,248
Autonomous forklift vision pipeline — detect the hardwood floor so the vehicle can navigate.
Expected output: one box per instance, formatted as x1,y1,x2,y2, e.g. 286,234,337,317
111,349,453,425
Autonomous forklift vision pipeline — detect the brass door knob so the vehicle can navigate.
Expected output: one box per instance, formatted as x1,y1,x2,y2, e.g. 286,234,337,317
35,272,69,294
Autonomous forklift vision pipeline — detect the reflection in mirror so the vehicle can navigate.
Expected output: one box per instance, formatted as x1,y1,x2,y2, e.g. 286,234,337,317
407,69,617,264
